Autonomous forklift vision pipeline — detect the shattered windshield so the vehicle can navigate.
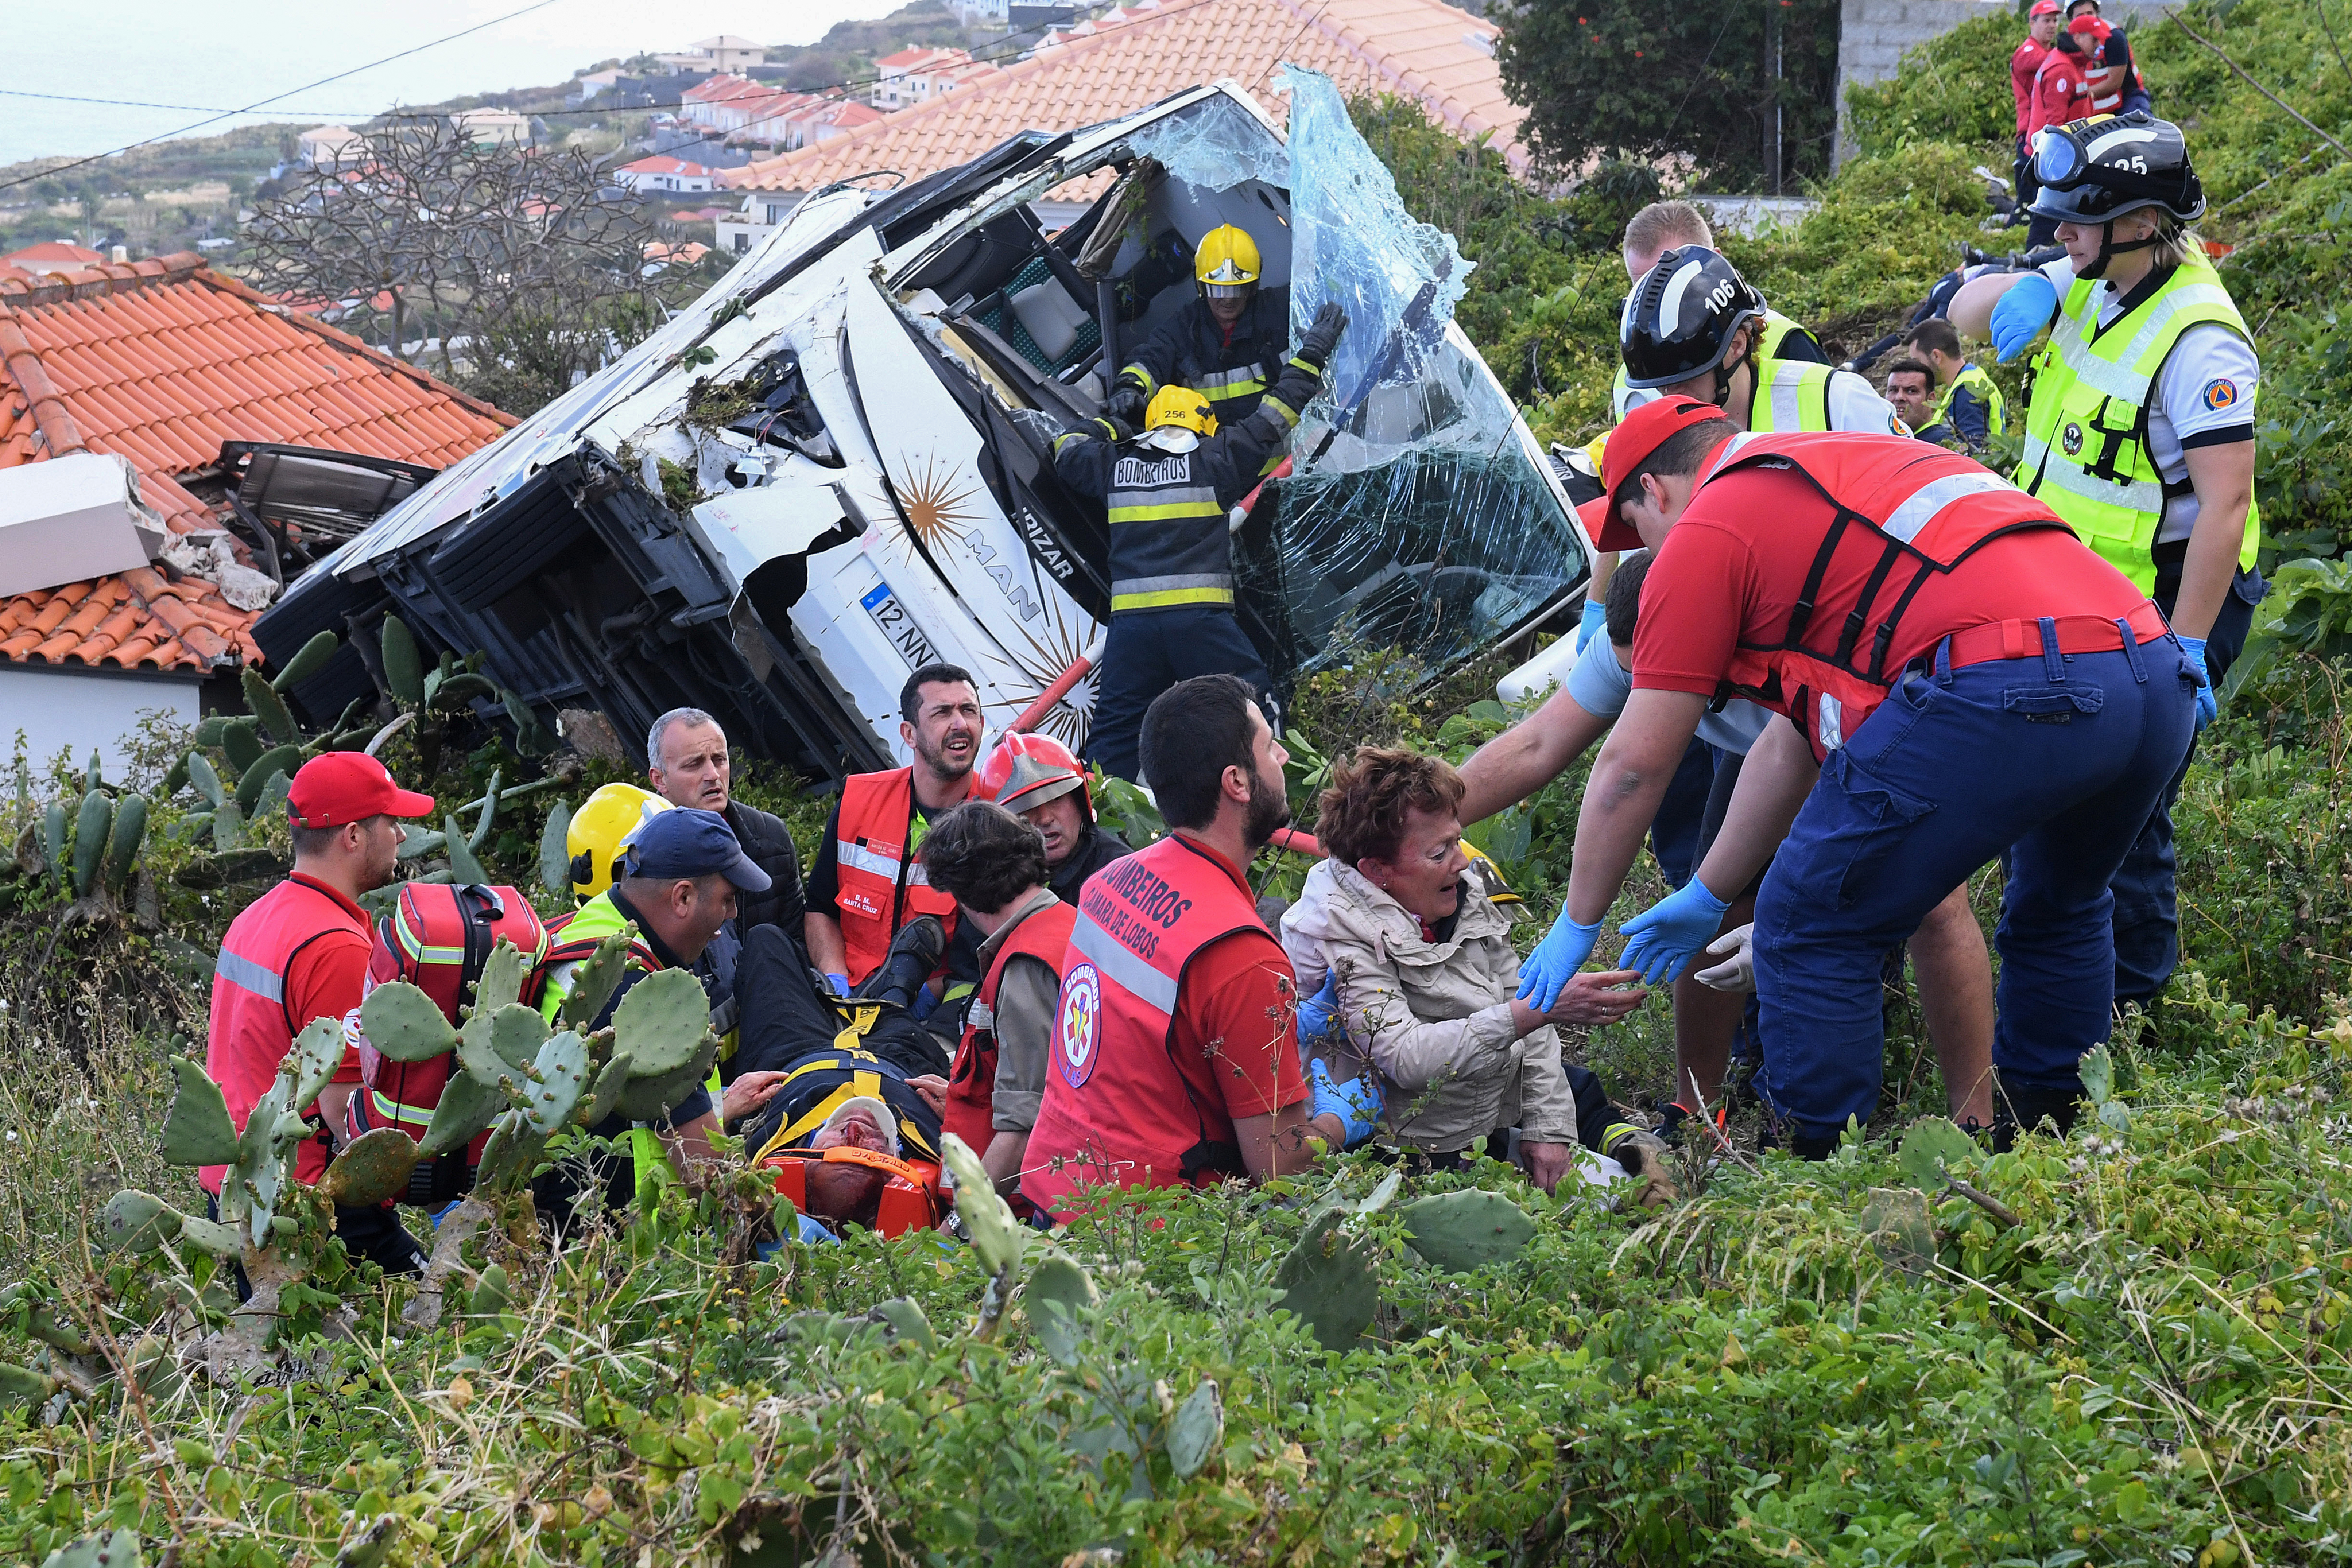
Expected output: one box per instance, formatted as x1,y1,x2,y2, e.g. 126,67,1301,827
1146,70,1588,685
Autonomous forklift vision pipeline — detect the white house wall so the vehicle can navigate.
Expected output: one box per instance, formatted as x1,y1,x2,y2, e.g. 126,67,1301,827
0,667,201,778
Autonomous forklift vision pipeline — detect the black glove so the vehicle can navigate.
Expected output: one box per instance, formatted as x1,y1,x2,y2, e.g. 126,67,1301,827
1091,415,1136,444
1296,301,1348,371
1103,380,1148,426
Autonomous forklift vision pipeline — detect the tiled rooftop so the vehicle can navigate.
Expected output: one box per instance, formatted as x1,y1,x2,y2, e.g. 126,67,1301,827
725,0,1527,198
0,252,513,675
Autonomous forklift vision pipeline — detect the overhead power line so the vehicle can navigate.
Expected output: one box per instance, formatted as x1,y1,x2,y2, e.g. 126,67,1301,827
0,0,567,193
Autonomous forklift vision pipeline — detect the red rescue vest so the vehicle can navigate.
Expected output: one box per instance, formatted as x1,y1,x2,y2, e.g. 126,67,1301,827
762,1146,947,1239
945,896,1077,1157
353,883,549,1177
2084,39,2145,112
833,767,965,984
1698,431,2075,763
205,876,366,1193
1020,833,1271,1219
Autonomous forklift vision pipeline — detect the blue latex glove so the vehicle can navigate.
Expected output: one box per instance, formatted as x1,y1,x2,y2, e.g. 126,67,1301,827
1309,1057,1383,1148
1517,908,1602,1012
1575,596,1609,652
2178,634,2217,731
1295,972,1340,1046
824,972,851,998
1990,272,2059,362
1617,876,1732,986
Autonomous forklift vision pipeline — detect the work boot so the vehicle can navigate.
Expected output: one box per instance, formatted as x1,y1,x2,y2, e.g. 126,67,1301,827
853,915,946,1009
1653,1101,1695,1149
1992,1082,2082,1152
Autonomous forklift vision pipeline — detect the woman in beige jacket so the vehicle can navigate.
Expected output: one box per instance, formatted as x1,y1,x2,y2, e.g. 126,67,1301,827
1281,747,1675,1201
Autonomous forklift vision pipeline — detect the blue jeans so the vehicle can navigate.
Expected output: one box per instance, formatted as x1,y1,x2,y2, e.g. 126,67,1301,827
1753,627,2198,1145
2112,567,2264,1005
1086,608,1272,782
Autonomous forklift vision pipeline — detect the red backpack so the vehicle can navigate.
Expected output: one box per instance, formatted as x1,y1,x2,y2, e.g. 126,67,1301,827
352,882,550,1204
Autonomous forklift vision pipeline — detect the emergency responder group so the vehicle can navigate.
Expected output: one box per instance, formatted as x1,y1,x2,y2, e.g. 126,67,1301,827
200,105,2250,1251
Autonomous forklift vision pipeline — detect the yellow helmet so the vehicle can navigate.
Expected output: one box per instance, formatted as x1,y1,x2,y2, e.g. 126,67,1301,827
567,782,672,902
1193,224,1261,298
1144,385,1218,439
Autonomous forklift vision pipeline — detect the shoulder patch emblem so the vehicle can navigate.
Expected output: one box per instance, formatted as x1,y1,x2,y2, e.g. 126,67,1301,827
2202,377,2239,412
2061,421,2085,456
1057,962,1102,1089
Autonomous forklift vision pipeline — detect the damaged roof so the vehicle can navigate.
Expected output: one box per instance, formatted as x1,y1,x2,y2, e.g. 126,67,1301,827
723,0,1528,200
0,251,514,674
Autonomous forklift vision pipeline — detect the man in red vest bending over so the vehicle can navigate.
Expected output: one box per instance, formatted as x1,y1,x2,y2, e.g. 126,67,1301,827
1513,397,2196,1155
205,752,437,1275
802,662,983,1021
1022,674,1377,1221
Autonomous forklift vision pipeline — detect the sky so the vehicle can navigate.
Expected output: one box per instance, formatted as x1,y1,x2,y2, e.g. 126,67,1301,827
0,0,908,170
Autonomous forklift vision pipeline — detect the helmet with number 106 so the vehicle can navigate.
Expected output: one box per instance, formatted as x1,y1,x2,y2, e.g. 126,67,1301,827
1620,246,1766,392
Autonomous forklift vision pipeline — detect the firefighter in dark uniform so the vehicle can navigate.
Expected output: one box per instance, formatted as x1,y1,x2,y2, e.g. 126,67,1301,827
1055,301,1347,781
1104,224,1295,430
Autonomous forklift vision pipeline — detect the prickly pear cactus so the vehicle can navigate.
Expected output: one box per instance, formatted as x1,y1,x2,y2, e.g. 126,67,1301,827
609,968,712,1076
557,928,636,1033
1397,1188,1536,1274
318,1128,422,1208
358,981,461,1061
38,1527,143,1568
159,1058,240,1167
100,1190,184,1254
1272,1212,1380,1350
521,1029,589,1134
1167,1378,1224,1479
1025,1251,1099,1365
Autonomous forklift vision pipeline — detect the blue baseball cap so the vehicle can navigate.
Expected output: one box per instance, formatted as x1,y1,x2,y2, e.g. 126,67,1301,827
617,807,771,892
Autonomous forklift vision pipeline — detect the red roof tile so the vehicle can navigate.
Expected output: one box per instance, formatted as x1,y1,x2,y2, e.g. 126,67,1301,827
727,0,1526,199
0,253,515,674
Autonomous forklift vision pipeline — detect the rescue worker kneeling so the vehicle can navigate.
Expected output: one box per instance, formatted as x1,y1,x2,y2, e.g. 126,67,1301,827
1054,302,1346,781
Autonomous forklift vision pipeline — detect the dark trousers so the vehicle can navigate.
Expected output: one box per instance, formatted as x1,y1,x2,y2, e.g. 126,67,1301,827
1087,607,1271,782
737,925,949,1082
1649,737,1716,890
1754,631,2198,1144
2113,567,2265,1006
207,1191,427,1298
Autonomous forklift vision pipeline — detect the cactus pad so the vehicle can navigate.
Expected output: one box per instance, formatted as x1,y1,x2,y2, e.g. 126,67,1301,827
1167,1378,1224,1479
611,968,712,1077
102,792,147,895
455,1005,525,1094
187,751,225,809
160,1057,242,1167
607,1030,720,1124
576,1051,635,1128
236,745,303,815
1025,1250,1098,1365
1272,1212,1380,1351
540,802,574,897
489,1003,550,1072
522,1029,589,1133
101,1190,184,1254
417,1067,505,1159
557,928,637,1032
869,1298,937,1350
942,1132,1026,1279
320,1129,422,1208
242,665,300,745
444,812,490,885
175,1216,245,1260
381,616,425,707
475,938,532,1014
359,980,461,1062
289,1014,346,1110
43,1530,146,1568
474,1111,548,1193
1899,1116,1978,1194
1398,1189,1536,1273
71,789,112,897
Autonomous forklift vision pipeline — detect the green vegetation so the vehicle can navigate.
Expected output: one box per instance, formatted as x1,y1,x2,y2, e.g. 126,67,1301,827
10,15,2352,1561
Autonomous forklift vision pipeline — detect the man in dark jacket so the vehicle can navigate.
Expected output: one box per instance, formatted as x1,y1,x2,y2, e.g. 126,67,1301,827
647,706,806,940
1055,303,1345,779
1104,223,1295,430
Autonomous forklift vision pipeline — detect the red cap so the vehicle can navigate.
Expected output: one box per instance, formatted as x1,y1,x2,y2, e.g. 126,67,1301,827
1595,396,1736,552
287,752,436,828
2067,14,2109,37
2029,1,2060,15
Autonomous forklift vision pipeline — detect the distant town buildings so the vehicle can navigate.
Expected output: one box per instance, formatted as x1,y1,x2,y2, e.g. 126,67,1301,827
871,48,1001,110
615,155,720,194
297,126,368,171
657,35,769,74
0,242,109,277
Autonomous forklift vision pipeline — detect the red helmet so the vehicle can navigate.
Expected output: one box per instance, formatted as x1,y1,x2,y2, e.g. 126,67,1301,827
978,731,1093,821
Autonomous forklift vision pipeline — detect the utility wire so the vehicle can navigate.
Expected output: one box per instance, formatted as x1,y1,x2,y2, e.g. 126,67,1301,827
0,5,1164,163
0,0,567,193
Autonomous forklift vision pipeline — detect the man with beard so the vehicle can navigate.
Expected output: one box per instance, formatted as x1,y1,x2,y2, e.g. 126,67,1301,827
1020,675,1378,1221
803,664,984,1011
205,753,438,1277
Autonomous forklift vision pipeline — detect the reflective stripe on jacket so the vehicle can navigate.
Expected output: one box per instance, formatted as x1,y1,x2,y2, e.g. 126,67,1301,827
946,894,1076,1156
1117,287,1291,421
1933,362,2009,448
1700,430,2078,761
1019,834,1269,1218
2017,258,2260,592
205,877,362,1193
833,768,962,985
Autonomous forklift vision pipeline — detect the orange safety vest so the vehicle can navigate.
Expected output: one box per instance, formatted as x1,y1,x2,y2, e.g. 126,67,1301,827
833,767,965,985
1698,432,2077,763
944,896,1077,1158
204,876,364,1193
1020,834,1273,1219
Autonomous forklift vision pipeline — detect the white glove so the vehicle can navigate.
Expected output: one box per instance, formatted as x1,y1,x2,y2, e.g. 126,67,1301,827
1693,922,1755,994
